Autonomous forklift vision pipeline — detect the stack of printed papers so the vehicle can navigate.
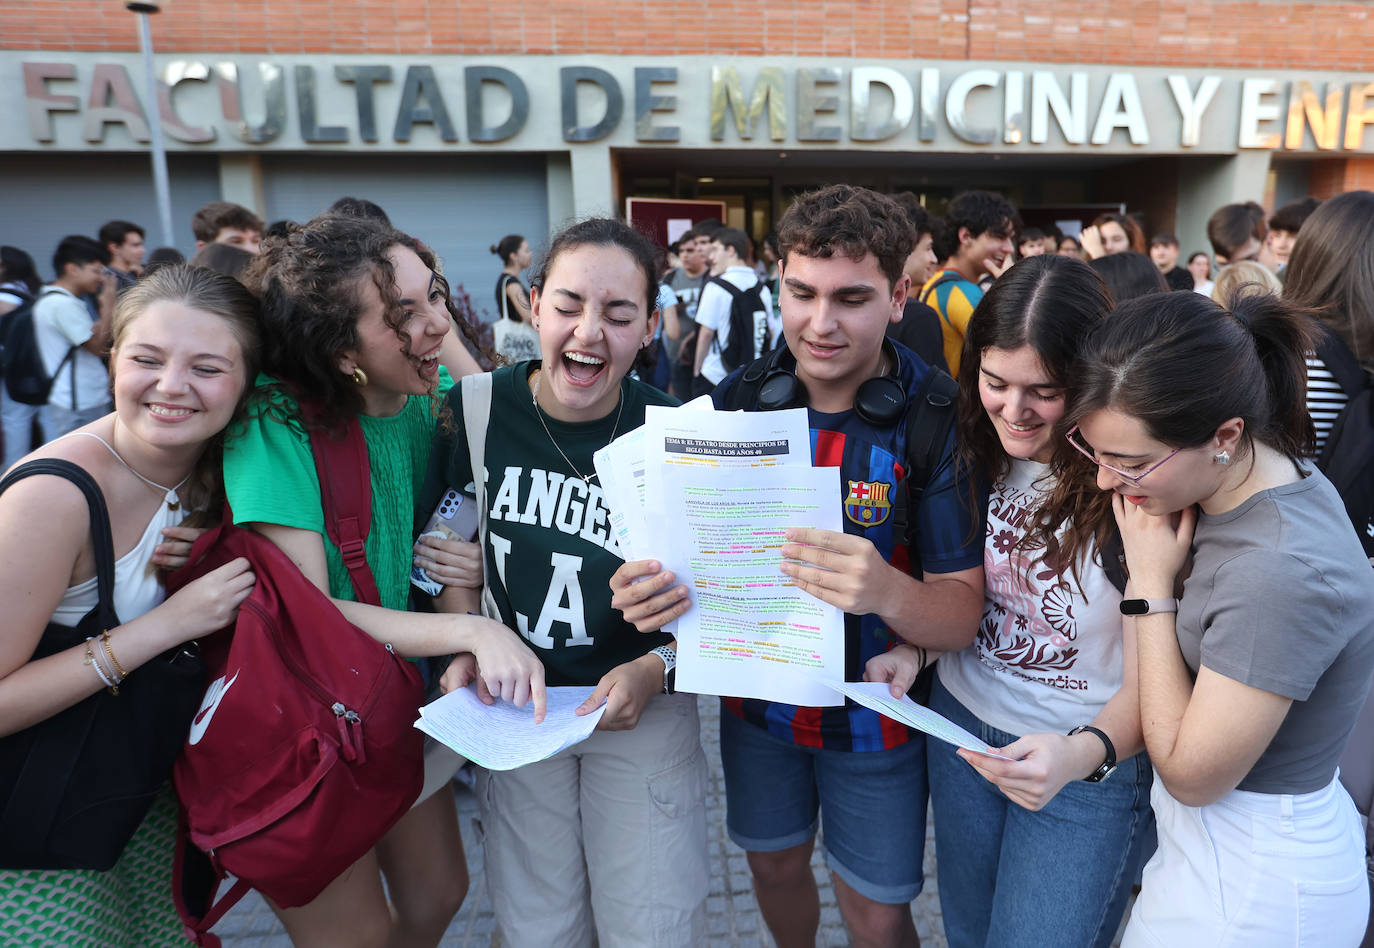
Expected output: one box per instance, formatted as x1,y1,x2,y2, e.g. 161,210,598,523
595,402,846,707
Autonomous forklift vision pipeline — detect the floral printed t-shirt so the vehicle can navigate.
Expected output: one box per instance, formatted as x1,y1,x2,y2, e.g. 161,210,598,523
937,457,1124,737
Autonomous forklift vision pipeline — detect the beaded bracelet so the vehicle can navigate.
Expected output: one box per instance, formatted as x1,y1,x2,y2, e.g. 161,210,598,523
85,636,118,693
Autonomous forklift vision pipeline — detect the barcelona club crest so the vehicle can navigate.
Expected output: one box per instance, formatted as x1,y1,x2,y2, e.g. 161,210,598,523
844,480,893,527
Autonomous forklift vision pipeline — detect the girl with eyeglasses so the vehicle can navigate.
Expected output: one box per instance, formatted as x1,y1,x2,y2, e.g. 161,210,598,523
913,255,1155,948
1069,289,1374,946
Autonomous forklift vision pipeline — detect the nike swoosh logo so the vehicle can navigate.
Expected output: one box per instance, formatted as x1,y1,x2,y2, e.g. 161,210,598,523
188,670,239,745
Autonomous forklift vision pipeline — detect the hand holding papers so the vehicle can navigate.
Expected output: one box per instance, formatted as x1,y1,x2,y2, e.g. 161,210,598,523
818,679,1015,760
600,402,848,707
415,684,607,771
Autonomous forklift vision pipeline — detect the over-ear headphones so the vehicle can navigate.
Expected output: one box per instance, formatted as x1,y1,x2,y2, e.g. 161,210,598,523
743,339,908,426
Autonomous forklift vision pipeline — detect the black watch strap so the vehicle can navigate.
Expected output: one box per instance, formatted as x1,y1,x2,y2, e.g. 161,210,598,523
1068,725,1117,783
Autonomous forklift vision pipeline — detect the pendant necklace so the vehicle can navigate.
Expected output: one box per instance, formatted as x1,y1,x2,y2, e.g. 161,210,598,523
529,370,624,486
71,430,191,510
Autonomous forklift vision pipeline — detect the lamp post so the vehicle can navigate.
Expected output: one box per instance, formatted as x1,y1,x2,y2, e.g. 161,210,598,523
126,1,174,248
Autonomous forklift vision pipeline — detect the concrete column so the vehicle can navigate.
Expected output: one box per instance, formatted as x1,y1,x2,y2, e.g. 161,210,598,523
217,154,266,218
545,152,574,233
1175,150,1272,261
568,145,615,218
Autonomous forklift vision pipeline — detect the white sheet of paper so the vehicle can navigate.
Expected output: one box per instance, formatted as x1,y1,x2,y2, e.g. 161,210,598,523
642,404,812,520
666,218,693,244
817,679,1016,760
593,396,717,561
665,464,846,706
414,684,606,771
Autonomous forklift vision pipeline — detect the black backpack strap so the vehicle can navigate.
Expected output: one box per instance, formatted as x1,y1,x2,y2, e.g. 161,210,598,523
890,366,959,556
1315,327,1367,400
0,459,118,631
1099,528,1129,594
0,459,120,857
903,368,960,509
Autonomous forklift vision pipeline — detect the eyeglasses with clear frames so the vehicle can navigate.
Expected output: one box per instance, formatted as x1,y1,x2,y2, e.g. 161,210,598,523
1064,425,1185,485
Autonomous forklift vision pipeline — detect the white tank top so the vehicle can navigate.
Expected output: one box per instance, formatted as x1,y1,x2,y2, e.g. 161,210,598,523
48,431,185,623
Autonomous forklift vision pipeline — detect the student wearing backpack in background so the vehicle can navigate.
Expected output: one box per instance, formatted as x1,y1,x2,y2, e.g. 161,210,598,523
32,236,116,443
625,185,985,948
1282,190,1374,555
692,226,775,396
0,246,42,470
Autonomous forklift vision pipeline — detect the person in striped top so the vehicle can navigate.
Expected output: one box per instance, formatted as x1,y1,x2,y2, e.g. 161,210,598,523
1283,191,1373,454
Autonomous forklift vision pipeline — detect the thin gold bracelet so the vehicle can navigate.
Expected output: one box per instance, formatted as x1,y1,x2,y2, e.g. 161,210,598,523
100,630,128,683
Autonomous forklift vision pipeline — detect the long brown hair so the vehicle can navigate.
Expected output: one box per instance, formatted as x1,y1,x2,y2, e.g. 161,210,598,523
956,255,1116,582
111,264,261,521
1282,189,1374,368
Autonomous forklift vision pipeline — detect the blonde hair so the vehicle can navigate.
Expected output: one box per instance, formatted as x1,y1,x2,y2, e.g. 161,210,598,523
1211,261,1283,308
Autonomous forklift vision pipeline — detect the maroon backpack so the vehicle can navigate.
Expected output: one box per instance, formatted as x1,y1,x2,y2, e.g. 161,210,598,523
168,417,425,946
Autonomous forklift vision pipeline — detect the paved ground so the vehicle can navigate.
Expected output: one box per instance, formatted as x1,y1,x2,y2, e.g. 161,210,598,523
215,695,948,947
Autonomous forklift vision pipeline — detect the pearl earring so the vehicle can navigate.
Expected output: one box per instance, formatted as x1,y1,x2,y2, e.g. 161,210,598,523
1214,449,1231,466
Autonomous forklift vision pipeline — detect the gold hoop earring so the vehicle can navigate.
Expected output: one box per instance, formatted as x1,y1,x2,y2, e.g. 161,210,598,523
352,367,369,387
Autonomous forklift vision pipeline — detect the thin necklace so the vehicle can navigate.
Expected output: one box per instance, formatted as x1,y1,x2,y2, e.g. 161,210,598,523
69,431,191,510
529,370,624,486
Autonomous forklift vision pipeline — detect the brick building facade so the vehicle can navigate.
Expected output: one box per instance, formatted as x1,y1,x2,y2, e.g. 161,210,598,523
2,1,1371,299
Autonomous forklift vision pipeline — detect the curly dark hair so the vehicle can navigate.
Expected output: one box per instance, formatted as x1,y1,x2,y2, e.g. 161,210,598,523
946,190,1019,246
777,185,915,288
244,213,465,431
954,256,1115,583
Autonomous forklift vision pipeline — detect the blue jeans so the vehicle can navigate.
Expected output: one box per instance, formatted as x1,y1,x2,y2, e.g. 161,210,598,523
928,673,1156,948
719,708,928,904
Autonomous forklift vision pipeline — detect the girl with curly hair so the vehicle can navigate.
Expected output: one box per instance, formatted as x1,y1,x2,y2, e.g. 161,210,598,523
223,213,545,948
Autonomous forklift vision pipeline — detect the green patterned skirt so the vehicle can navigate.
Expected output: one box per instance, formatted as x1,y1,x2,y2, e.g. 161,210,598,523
0,784,188,948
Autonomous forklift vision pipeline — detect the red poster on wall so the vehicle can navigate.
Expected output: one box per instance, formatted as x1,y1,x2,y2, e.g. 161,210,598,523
626,197,728,249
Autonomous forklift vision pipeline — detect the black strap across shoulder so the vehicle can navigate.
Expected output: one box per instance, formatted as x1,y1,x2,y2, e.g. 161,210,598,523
0,459,118,631
0,458,120,862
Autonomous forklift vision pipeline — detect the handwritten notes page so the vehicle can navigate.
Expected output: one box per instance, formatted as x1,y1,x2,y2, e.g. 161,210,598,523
415,685,606,771
817,679,1015,759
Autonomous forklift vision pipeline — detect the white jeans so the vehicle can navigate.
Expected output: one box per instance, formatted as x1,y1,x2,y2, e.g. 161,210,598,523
1124,773,1368,947
474,691,708,948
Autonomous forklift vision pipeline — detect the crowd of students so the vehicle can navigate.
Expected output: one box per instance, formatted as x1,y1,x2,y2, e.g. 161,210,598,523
0,182,1371,948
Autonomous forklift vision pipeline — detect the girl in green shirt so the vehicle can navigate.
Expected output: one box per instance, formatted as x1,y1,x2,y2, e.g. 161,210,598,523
223,213,545,948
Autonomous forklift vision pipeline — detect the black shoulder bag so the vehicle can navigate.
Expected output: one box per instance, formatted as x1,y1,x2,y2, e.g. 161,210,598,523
0,459,206,870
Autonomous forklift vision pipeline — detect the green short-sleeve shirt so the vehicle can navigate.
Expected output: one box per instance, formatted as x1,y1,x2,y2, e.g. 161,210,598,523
223,369,453,611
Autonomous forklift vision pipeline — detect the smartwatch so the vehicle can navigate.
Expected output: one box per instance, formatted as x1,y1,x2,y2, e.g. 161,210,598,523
1068,725,1117,783
651,645,677,695
1118,598,1178,616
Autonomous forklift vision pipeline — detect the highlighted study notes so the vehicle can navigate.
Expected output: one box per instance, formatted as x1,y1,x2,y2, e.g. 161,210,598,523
818,679,1015,760
415,684,606,771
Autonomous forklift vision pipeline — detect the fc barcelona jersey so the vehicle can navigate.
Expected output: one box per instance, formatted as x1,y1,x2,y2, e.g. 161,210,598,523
712,343,985,752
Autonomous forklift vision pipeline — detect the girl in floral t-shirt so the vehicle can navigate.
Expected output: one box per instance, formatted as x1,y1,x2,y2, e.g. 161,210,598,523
925,255,1155,948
